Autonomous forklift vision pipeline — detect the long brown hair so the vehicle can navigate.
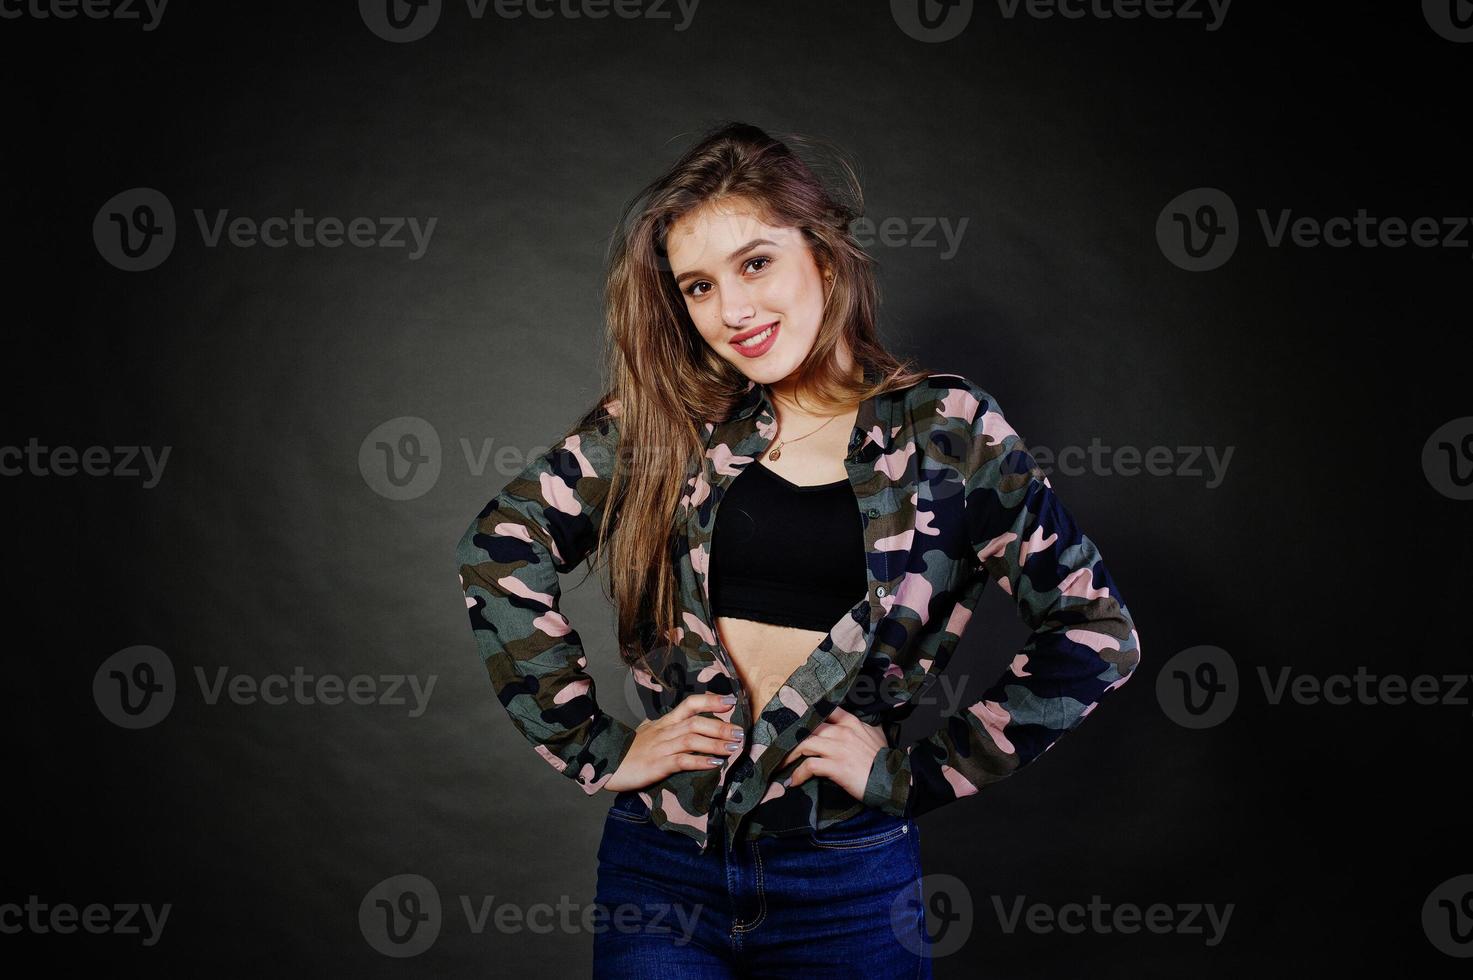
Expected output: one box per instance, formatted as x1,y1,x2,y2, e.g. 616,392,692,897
577,121,930,680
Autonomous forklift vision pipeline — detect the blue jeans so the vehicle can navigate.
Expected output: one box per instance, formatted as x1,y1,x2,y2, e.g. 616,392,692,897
592,790,933,978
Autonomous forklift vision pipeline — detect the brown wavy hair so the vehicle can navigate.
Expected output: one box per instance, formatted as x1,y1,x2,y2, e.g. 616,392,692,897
575,121,929,681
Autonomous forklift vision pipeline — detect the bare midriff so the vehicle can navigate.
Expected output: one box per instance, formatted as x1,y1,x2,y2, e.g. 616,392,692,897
716,617,833,716
716,401,861,716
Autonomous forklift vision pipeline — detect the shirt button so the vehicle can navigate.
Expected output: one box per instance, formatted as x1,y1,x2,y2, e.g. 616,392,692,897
867,507,879,518
875,585,887,597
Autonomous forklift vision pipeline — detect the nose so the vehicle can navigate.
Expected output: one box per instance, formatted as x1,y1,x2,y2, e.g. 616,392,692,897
721,280,756,327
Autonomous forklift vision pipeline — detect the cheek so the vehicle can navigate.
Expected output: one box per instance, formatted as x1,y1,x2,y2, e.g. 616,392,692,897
689,308,726,351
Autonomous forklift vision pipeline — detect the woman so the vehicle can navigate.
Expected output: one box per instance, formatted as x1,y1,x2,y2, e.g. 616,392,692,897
455,121,1142,977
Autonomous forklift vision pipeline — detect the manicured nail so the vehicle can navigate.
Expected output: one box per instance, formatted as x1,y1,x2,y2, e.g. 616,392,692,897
724,741,741,752
720,695,737,705
707,756,724,765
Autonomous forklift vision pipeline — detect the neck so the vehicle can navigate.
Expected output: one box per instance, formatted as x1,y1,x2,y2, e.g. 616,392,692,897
768,352,864,421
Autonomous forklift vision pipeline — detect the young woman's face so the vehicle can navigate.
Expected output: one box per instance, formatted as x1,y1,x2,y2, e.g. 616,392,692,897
665,199,829,386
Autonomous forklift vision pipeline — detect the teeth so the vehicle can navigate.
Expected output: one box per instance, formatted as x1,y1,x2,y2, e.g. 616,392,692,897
737,325,775,348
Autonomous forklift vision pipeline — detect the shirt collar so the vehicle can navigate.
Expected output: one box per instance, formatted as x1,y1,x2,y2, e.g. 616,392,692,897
725,362,895,463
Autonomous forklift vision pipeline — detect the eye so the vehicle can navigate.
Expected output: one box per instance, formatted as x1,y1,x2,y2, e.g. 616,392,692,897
682,256,772,298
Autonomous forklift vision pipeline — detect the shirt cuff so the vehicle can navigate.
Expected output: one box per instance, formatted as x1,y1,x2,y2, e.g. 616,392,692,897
570,712,640,795
861,744,913,817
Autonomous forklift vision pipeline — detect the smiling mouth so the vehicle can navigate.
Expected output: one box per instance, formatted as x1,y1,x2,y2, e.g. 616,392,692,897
732,321,778,348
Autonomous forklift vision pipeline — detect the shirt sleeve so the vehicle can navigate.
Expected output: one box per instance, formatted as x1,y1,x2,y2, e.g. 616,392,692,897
862,387,1143,819
454,398,638,795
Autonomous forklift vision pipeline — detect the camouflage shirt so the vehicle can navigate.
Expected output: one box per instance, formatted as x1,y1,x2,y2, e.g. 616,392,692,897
455,365,1142,855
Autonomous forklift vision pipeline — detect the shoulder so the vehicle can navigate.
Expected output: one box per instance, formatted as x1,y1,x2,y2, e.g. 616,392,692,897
562,394,622,459
904,371,1001,425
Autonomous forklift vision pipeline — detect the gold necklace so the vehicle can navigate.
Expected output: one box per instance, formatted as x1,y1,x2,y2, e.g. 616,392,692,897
766,412,839,461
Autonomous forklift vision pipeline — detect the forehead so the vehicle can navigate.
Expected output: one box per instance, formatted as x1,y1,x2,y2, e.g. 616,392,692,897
665,202,802,260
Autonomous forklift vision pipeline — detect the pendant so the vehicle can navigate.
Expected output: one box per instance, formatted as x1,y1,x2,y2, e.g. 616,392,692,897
767,442,782,461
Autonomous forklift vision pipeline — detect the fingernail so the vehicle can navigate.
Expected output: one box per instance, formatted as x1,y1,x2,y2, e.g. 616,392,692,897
707,756,724,765
724,741,741,752
720,695,737,705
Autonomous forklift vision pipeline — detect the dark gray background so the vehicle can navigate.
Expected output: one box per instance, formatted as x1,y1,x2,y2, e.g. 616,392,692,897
4,0,1469,975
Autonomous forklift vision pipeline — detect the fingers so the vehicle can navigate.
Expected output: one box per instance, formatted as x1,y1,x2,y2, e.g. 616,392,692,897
654,715,744,774
676,752,731,771
778,729,838,768
787,756,829,788
824,706,867,733
668,692,738,721
679,715,744,743
660,726,742,759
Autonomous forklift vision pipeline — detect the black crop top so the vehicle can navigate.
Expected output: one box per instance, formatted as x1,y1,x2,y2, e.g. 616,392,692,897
708,459,869,633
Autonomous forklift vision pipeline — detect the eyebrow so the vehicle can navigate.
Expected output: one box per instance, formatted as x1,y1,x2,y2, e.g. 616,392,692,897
672,238,779,286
